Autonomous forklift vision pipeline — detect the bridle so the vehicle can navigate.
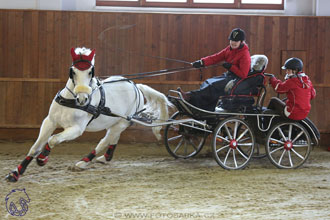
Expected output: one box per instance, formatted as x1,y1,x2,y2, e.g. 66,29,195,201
67,55,95,98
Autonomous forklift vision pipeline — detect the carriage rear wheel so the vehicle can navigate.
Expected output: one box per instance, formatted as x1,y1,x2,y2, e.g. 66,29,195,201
164,112,207,159
212,117,255,169
265,122,312,169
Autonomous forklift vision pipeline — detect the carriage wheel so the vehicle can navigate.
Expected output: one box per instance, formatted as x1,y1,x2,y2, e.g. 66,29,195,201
266,122,312,169
164,112,207,159
212,117,255,169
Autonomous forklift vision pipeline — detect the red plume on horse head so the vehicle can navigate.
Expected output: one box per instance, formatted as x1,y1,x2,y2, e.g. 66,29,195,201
71,47,96,71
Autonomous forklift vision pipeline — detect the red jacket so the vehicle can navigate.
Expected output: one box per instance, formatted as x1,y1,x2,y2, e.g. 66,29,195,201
201,44,251,79
269,73,316,120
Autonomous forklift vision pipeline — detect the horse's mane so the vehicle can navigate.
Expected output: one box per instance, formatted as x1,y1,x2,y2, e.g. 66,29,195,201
74,47,95,65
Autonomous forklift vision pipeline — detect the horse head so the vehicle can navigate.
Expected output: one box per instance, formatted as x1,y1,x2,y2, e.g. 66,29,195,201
70,47,96,106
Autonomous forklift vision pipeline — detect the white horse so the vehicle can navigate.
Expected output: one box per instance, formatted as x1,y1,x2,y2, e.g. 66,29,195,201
6,47,172,182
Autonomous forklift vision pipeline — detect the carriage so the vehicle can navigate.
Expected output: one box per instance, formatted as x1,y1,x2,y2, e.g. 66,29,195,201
161,62,320,170
123,54,320,169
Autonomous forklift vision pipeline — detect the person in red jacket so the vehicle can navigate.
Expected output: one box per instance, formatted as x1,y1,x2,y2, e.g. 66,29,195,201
267,57,316,120
178,28,251,111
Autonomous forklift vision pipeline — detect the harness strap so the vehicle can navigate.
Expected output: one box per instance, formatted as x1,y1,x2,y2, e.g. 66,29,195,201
54,84,117,123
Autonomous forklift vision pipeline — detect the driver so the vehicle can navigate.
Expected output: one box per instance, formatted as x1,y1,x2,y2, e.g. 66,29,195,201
178,28,251,111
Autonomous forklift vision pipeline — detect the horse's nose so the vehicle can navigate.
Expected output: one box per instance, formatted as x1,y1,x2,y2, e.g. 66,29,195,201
76,94,89,106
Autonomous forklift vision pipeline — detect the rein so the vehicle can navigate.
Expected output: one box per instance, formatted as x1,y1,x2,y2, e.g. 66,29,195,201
98,64,222,84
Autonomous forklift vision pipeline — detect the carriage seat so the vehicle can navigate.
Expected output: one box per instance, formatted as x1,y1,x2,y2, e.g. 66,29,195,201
219,55,268,111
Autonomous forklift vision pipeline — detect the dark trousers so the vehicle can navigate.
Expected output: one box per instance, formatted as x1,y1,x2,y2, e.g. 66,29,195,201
188,72,237,111
267,97,286,117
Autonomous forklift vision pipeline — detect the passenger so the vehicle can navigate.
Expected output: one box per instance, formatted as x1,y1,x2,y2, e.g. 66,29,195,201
178,28,251,111
267,57,316,120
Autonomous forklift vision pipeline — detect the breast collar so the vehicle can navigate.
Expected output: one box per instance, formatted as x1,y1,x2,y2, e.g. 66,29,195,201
55,80,116,125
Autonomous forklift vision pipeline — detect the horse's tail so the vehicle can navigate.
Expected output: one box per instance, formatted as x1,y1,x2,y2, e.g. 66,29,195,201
136,84,173,140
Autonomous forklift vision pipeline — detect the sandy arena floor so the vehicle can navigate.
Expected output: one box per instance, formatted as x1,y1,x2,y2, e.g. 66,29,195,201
0,140,329,220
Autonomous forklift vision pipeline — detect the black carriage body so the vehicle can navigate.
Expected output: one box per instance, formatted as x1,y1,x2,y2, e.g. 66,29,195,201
219,71,266,111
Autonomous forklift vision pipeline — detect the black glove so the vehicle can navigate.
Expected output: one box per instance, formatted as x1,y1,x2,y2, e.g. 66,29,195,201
222,62,232,70
192,60,204,68
264,73,275,78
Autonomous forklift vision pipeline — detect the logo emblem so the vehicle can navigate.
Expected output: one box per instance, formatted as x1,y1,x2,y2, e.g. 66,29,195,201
233,31,239,39
5,189,30,216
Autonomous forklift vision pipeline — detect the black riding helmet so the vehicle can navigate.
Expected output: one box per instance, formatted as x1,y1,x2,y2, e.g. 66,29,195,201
282,57,303,72
228,28,245,41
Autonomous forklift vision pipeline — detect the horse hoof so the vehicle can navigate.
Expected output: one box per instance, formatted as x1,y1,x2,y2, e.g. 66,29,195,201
5,172,19,182
96,155,107,164
75,161,90,169
36,156,49,166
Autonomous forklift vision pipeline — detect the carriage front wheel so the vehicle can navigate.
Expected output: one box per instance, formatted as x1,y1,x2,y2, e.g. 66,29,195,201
164,112,207,159
212,117,255,169
265,122,312,169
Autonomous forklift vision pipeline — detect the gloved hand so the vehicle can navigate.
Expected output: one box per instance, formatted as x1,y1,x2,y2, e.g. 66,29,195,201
264,73,275,78
269,75,276,84
222,62,232,70
192,60,204,68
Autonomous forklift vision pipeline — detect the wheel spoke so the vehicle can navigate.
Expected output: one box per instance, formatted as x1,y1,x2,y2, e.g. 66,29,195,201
168,134,183,142
288,124,292,140
237,142,253,146
224,148,231,165
233,150,237,168
270,146,284,154
216,145,230,153
292,144,308,147
173,138,184,153
291,148,305,160
278,149,286,165
239,137,251,142
237,128,249,142
233,121,239,139
270,138,284,145
224,124,233,140
291,131,304,143
288,150,293,167
215,134,230,143
236,147,248,160
187,138,198,151
278,127,287,141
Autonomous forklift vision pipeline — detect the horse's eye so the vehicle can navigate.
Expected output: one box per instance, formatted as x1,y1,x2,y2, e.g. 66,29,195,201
89,71,92,75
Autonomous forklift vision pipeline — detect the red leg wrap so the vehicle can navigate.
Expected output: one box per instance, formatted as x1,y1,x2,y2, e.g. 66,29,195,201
82,150,96,162
36,145,51,166
104,145,117,161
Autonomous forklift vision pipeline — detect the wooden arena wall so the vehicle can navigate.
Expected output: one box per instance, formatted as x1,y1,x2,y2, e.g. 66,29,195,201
0,9,329,143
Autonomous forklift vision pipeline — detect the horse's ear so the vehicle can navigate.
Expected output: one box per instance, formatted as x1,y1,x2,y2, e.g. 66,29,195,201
71,48,78,60
87,49,96,61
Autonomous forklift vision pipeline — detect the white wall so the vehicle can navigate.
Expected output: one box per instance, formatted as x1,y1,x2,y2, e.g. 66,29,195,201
316,0,330,16
0,0,37,9
285,0,315,16
0,0,95,11
0,0,328,16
